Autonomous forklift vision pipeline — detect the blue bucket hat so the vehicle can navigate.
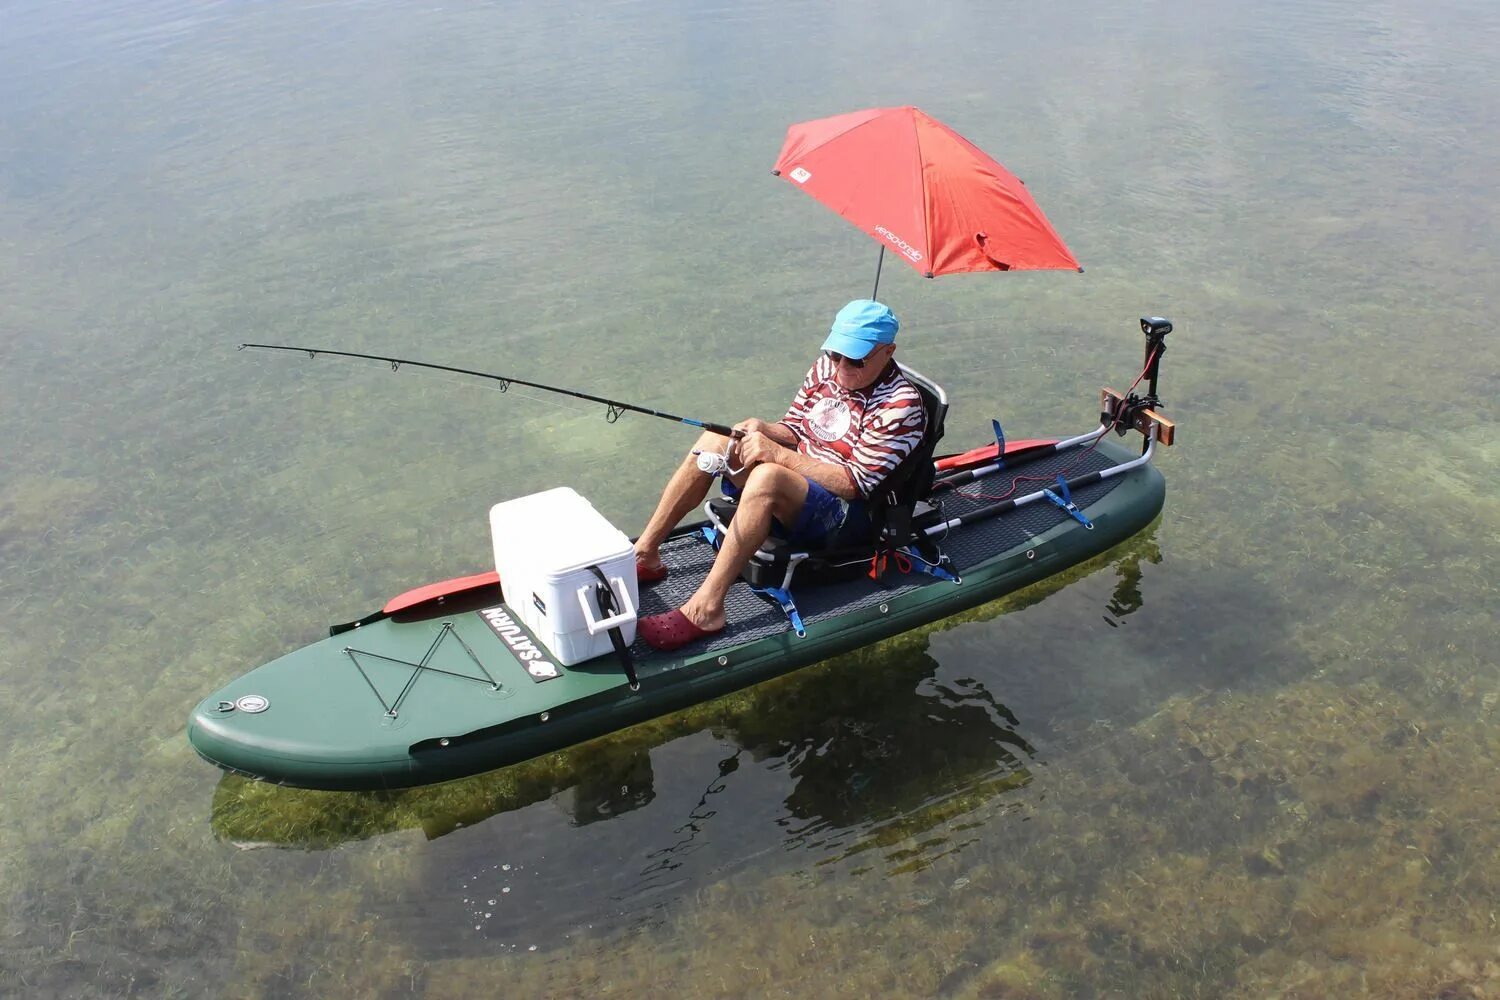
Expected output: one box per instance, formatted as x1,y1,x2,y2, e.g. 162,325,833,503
822,299,899,359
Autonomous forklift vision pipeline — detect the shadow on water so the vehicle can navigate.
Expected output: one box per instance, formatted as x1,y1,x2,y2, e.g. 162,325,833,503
365,634,1052,955
208,638,1042,875
205,529,1196,953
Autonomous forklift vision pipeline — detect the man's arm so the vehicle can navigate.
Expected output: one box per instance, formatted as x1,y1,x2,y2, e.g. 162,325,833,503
733,417,798,448
779,448,861,499
735,431,860,500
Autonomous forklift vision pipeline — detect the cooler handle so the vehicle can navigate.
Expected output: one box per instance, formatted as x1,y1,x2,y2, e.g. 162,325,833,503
576,577,636,636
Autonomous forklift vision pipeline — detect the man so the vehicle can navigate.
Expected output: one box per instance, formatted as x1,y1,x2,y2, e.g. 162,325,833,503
634,299,927,652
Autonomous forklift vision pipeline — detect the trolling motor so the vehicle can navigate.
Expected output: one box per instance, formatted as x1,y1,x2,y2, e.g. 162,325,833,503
1100,316,1175,452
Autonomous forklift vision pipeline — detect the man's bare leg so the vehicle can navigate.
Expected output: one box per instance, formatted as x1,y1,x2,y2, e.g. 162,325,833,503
677,464,809,631
633,431,733,571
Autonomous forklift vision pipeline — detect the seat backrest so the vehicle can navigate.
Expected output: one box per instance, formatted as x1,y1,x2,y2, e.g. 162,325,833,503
867,362,949,511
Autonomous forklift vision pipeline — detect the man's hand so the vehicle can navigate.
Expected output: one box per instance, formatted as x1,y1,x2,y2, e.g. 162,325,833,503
734,418,797,448
734,430,787,468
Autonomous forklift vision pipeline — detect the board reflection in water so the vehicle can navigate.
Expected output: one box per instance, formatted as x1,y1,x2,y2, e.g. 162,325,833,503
430,642,1041,952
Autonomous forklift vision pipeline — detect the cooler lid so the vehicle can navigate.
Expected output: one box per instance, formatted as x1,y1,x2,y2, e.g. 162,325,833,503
490,488,633,577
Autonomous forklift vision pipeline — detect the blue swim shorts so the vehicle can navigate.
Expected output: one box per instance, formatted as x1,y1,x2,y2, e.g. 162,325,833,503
721,477,869,547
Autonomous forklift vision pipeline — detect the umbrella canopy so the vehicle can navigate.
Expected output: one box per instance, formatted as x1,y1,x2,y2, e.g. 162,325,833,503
773,106,1081,277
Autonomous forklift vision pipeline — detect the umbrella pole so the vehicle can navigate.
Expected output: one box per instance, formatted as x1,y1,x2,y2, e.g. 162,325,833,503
871,245,886,301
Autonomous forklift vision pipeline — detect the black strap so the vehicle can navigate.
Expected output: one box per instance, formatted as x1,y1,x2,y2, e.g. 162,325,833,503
587,565,639,690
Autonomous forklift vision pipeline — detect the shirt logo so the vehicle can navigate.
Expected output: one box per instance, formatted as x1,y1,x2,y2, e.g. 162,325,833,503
808,397,852,442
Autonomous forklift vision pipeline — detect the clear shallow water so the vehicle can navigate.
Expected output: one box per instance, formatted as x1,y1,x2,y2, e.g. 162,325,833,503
2,0,1498,996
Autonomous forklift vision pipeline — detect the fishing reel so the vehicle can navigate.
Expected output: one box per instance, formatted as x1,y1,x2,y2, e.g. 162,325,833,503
695,450,732,475
694,443,746,477
1100,316,1175,449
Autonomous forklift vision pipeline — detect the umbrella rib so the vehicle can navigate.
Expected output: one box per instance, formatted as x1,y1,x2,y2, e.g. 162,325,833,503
909,110,935,278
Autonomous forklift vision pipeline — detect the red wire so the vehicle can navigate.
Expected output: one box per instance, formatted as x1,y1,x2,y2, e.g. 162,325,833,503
955,345,1161,502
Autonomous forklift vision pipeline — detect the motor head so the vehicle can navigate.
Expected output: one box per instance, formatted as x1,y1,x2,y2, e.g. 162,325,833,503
1140,316,1172,338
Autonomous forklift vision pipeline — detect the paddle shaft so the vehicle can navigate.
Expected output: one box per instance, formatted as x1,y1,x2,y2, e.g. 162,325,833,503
239,343,740,437
925,430,1158,536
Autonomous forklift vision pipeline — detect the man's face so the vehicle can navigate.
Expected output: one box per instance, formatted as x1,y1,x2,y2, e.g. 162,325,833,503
829,343,895,390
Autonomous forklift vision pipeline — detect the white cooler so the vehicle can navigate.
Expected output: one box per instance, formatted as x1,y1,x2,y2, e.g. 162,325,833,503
489,487,638,666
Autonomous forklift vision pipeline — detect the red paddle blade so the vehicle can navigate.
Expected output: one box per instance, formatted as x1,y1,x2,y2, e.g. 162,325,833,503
383,570,500,615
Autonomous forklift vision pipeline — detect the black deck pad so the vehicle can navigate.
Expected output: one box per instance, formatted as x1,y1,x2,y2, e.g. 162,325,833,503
630,443,1127,660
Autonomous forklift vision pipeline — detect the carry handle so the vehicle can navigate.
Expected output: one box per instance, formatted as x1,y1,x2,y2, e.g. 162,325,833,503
576,576,636,635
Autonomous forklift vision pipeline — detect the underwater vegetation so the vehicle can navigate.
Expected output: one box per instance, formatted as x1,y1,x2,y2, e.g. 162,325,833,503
651,679,1474,999
182,668,1500,1000
184,521,1500,999
3,0,1498,994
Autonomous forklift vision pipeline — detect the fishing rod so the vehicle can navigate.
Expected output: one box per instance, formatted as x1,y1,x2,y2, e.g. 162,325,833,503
238,343,740,437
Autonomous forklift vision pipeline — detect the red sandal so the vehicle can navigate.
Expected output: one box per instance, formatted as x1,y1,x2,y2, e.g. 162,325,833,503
636,557,669,584
638,608,719,652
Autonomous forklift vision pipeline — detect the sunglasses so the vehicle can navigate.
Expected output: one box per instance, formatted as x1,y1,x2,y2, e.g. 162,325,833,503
824,346,887,369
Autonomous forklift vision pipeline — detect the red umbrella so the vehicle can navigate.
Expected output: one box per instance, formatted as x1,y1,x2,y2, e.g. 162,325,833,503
773,106,1081,286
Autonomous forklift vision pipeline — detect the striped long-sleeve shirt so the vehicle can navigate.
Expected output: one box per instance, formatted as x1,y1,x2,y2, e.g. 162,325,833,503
779,355,927,498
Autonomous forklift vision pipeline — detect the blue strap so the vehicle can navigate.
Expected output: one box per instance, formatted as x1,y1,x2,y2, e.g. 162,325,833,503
754,585,807,638
1042,476,1094,528
699,525,722,549
897,547,960,583
991,418,1007,469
